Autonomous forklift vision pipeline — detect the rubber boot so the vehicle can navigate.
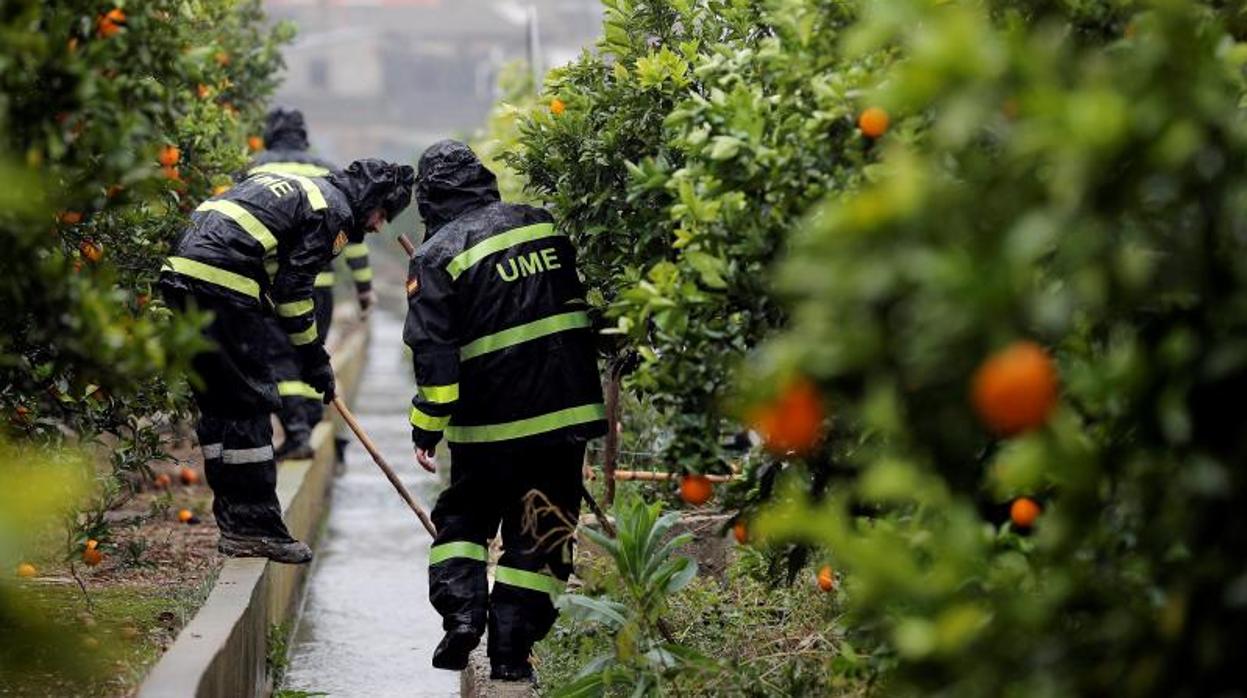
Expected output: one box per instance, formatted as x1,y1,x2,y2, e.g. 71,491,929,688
489,658,534,682
218,534,313,564
432,627,479,671
275,436,314,462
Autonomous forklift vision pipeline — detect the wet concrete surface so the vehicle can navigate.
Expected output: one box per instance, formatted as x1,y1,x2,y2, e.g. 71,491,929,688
283,310,458,697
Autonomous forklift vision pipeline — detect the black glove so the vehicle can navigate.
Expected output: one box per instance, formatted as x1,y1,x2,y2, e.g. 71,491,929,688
305,361,336,404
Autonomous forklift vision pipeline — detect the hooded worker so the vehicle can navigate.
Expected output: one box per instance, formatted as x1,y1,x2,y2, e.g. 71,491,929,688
161,157,415,563
404,140,606,680
244,107,377,461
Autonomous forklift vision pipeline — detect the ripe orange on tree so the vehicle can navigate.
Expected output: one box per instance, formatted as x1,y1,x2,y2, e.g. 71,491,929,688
248,135,264,152
16,562,36,578
177,509,194,524
749,377,826,455
161,165,181,182
550,98,566,116
817,565,835,592
179,466,199,485
97,8,125,38
58,210,83,225
858,107,890,138
733,520,748,544
79,240,103,263
1010,497,1041,529
679,474,714,506
82,547,103,567
972,341,1059,436
158,144,181,167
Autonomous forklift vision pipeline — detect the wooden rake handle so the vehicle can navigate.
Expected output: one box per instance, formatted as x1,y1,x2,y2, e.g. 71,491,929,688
332,397,437,538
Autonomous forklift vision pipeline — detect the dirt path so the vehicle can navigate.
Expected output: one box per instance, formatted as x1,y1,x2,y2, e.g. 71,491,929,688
282,309,457,697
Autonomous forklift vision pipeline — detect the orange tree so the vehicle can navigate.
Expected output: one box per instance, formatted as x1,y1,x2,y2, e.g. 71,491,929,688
0,1,290,557
750,0,1247,694
507,0,889,475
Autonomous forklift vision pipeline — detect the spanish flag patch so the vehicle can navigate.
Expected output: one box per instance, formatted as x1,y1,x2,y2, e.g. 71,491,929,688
406,275,420,297
332,230,348,255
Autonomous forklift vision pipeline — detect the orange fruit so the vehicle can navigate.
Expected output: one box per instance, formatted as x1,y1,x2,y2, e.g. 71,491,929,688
97,17,121,38
16,562,37,578
82,548,103,566
79,240,103,263
817,564,835,592
972,341,1059,436
196,83,211,100
158,144,180,166
177,509,193,523
248,135,263,152
858,107,890,138
749,378,826,455
732,520,748,545
161,165,181,181
153,473,171,488
179,466,199,485
86,539,99,551
58,210,83,225
105,8,126,23
550,98,566,116
1010,497,1041,529
679,474,714,506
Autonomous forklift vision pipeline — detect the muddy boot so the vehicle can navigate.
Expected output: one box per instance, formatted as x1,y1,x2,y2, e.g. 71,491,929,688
218,534,313,564
432,627,479,671
489,659,534,682
275,437,314,462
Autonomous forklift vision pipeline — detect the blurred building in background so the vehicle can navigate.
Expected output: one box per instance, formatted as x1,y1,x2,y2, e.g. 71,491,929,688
265,0,601,165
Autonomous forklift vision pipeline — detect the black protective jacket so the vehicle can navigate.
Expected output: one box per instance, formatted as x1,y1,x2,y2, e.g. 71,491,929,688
161,171,354,368
404,140,606,451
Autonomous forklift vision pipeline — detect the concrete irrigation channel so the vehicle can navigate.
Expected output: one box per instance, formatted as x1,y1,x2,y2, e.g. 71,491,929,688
281,309,457,697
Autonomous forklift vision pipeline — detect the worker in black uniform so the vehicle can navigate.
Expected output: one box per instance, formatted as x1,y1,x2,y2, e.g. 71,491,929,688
404,140,606,679
161,158,414,563
245,107,376,460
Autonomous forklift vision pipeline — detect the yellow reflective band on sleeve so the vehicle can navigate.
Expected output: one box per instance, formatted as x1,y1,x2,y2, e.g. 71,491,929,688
286,174,327,210
445,223,560,281
418,383,459,404
343,243,369,259
446,403,605,444
163,257,260,299
277,299,315,318
247,162,332,177
459,311,590,361
351,267,374,283
409,406,451,431
314,271,336,287
494,565,565,597
288,324,318,346
196,200,278,253
428,541,487,565
264,259,278,281
277,381,322,399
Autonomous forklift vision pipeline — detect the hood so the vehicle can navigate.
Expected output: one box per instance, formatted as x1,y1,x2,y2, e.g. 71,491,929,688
263,107,310,151
416,140,500,235
327,158,416,239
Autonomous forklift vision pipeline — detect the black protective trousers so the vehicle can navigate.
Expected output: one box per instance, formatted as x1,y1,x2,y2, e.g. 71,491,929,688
428,441,584,665
164,287,295,542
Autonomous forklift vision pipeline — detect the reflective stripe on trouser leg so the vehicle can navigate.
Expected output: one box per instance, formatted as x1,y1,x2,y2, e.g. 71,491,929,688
200,414,293,541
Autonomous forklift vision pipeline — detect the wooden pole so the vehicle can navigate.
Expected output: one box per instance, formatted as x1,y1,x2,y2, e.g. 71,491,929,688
332,397,437,538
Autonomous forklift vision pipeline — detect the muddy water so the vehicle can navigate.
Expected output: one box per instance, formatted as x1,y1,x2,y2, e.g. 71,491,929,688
283,310,457,697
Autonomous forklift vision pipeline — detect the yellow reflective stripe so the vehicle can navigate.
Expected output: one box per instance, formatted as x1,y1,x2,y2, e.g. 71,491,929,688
351,267,374,282
196,200,278,252
445,223,559,281
277,299,315,318
410,406,451,431
343,243,369,259
264,259,279,281
247,162,332,177
418,383,459,404
163,257,259,299
494,565,565,596
286,174,327,210
288,324,318,346
314,271,335,287
459,311,589,361
446,403,605,444
277,381,322,399
429,541,487,565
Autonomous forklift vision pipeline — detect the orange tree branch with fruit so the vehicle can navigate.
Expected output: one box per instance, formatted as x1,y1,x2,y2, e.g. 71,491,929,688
1,0,291,590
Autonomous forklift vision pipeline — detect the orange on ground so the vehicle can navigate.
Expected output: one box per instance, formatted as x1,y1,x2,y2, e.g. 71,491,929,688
158,144,181,167
58,210,83,225
86,539,98,551
972,341,1059,436
177,509,193,524
550,98,566,116
733,520,748,545
248,135,263,152
16,562,36,578
858,107,890,138
679,474,714,506
1010,497,1041,528
153,473,172,488
79,240,103,263
817,564,835,592
179,466,199,485
749,378,826,455
82,548,103,566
